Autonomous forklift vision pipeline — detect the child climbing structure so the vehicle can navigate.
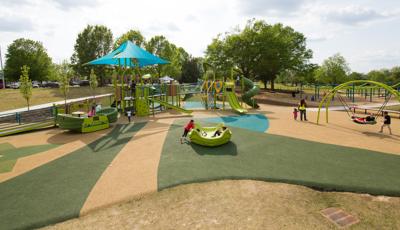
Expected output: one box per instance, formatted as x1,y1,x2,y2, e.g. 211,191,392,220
199,72,259,114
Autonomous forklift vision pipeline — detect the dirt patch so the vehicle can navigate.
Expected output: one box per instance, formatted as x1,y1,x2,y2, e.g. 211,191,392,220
43,180,400,230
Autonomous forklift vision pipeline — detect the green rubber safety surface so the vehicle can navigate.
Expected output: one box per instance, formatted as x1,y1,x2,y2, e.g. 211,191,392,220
0,122,147,230
158,120,400,197
0,143,59,173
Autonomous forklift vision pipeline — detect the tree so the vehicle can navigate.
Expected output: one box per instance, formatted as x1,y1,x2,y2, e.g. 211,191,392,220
114,30,145,48
349,72,366,81
205,20,312,90
205,36,234,78
367,70,388,83
145,35,189,80
89,69,98,99
315,53,350,85
4,38,52,81
390,66,400,84
181,57,203,83
252,22,312,90
58,61,74,109
19,65,33,110
71,25,113,85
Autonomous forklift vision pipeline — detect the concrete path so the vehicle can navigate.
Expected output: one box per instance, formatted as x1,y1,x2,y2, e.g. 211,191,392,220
0,93,112,115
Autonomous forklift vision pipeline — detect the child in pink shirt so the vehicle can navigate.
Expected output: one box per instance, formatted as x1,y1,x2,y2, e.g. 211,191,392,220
293,108,298,120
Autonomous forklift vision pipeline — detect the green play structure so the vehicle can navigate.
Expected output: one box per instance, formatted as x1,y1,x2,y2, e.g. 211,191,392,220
57,107,118,133
317,80,400,124
189,123,232,147
199,75,259,114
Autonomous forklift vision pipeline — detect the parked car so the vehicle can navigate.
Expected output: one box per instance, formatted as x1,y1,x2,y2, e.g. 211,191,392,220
79,80,90,86
46,82,60,88
70,80,80,87
10,82,20,89
32,81,40,88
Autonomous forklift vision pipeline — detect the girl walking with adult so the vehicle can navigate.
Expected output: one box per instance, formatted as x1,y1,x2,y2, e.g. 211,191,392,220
298,99,307,121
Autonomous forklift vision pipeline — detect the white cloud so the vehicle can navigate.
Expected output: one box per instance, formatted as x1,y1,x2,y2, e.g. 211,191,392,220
237,0,312,16
50,0,98,10
323,5,396,25
0,16,34,32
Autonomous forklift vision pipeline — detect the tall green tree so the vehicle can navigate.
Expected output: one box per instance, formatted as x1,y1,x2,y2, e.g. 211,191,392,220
4,38,52,81
315,53,350,84
58,61,74,109
252,21,312,90
181,57,203,83
145,35,188,80
71,25,113,85
349,72,366,81
114,30,145,48
89,69,98,99
205,36,234,78
390,66,400,84
367,70,389,83
205,20,312,90
19,65,33,110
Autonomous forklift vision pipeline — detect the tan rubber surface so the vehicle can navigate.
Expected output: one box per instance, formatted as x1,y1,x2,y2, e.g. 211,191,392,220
261,104,400,155
80,118,174,215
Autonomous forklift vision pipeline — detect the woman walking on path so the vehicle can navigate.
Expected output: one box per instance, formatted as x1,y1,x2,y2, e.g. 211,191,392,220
298,99,307,121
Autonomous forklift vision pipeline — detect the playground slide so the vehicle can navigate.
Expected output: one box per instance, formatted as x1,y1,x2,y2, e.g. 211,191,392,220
242,77,260,108
149,98,193,114
226,92,247,114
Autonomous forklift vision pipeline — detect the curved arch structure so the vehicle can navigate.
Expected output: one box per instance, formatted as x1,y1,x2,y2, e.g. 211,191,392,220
317,80,400,124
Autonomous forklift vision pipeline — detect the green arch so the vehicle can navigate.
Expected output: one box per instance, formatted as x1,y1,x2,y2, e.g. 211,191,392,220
317,80,400,124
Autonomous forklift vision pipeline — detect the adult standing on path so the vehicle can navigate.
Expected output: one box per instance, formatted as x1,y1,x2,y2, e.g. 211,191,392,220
298,99,307,121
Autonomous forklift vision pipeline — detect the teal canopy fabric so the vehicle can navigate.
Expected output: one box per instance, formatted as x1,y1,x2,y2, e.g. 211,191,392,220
86,41,169,67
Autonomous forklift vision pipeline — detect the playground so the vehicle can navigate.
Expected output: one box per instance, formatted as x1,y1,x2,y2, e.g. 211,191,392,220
1,42,400,229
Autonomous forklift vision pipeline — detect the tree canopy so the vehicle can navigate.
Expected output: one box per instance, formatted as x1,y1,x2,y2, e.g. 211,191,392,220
315,53,351,84
114,30,145,48
181,57,204,83
71,25,113,84
206,20,312,89
4,38,52,81
145,35,189,80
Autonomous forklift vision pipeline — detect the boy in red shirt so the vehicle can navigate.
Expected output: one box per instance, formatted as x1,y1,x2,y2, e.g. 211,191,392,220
181,120,195,144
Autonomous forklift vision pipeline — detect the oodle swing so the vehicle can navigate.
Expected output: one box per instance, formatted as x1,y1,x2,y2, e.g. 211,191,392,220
337,93,392,125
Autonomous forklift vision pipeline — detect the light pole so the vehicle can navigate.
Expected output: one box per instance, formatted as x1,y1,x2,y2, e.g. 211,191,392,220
0,45,5,89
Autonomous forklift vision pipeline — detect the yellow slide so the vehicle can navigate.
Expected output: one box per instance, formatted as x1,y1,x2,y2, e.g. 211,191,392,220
226,92,247,114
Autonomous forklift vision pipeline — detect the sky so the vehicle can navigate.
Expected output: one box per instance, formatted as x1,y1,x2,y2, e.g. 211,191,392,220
0,0,400,73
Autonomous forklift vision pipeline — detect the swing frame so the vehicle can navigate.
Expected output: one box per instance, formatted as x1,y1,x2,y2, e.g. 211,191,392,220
317,80,400,124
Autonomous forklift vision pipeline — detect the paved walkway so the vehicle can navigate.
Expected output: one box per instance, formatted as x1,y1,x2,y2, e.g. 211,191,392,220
0,93,112,115
308,102,400,112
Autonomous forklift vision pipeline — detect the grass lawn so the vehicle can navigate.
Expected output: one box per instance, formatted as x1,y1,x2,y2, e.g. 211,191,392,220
158,120,400,196
0,87,114,112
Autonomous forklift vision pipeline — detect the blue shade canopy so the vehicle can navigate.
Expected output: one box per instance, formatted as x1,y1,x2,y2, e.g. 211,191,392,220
86,41,169,67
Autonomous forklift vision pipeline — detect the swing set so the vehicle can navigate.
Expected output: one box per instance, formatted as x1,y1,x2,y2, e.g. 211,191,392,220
317,80,400,125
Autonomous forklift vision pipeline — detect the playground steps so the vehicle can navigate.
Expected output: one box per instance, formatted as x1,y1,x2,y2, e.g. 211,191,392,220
0,120,55,137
